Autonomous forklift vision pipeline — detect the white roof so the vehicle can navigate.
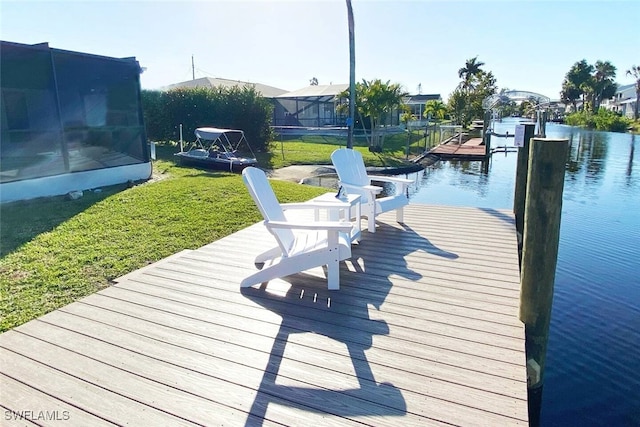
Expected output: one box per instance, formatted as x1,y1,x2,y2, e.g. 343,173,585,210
275,84,349,98
163,77,288,98
195,127,244,140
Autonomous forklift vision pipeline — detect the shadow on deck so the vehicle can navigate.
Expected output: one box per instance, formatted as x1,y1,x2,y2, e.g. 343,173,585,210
0,205,528,426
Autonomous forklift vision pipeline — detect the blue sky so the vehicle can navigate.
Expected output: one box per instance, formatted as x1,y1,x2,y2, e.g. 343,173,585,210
2,0,638,101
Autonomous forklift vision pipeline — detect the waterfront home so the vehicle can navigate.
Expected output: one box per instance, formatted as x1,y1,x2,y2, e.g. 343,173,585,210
602,83,637,118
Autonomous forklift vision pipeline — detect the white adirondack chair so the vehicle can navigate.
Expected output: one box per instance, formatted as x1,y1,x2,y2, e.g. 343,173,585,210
331,148,412,233
241,167,353,290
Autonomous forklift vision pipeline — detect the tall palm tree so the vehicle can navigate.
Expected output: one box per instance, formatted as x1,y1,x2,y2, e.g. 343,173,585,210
561,80,581,112
565,59,594,111
592,60,617,111
626,65,640,119
458,56,485,93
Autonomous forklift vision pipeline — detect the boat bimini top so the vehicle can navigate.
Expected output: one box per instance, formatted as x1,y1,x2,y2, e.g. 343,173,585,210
194,127,251,153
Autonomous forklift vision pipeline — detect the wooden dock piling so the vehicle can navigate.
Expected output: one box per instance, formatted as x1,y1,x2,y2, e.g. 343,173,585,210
483,110,492,158
518,138,568,390
513,123,536,238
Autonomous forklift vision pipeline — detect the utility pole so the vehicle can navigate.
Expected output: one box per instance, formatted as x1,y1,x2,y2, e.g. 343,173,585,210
192,55,195,80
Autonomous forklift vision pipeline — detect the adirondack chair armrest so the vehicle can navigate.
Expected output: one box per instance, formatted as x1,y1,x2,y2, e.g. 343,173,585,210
266,220,353,233
368,175,412,194
281,201,353,210
340,182,383,195
368,175,413,185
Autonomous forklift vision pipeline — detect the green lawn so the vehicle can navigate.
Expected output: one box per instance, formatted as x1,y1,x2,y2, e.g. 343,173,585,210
0,136,418,332
262,131,433,169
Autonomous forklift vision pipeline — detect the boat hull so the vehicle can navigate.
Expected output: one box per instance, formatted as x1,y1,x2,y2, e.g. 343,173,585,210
174,152,257,172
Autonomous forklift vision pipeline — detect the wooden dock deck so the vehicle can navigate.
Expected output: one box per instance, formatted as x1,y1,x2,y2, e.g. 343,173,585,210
429,137,487,160
0,204,528,426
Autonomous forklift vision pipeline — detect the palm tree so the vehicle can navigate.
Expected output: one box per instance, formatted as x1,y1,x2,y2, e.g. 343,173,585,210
561,80,581,112
580,79,595,112
565,59,594,111
456,57,486,126
360,79,407,150
458,56,485,93
338,79,407,151
423,100,448,121
626,65,640,119
592,60,617,111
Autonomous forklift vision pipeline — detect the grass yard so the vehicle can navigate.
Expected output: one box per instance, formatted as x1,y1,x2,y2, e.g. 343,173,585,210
0,135,419,331
261,131,433,169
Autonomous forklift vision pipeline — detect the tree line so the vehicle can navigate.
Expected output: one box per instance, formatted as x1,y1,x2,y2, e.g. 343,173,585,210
561,59,617,113
140,57,638,155
560,59,639,131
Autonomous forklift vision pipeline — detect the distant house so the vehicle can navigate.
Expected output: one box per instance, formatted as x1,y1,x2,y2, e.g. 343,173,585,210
404,94,442,120
272,85,441,128
163,77,287,98
1,41,151,203
609,83,637,118
272,84,349,127
163,78,442,130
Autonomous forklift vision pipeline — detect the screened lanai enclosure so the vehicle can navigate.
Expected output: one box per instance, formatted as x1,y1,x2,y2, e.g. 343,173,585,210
0,41,150,202
272,84,349,128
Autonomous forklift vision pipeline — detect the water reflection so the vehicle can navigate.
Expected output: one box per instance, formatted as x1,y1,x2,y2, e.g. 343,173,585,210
627,134,636,182
544,127,609,183
410,152,515,209
552,124,638,201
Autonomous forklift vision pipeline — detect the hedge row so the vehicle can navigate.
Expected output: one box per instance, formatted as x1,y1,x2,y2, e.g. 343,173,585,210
564,108,631,132
141,86,274,151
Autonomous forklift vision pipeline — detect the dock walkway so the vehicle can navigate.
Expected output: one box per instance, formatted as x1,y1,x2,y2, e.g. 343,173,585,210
1,204,528,426
428,138,487,160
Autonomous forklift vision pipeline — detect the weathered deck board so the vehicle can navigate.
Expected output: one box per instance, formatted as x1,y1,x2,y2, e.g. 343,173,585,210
1,204,528,426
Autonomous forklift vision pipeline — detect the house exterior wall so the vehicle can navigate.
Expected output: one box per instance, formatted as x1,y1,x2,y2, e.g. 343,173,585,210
608,83,637,118
0,41,151,203
403,94,442,118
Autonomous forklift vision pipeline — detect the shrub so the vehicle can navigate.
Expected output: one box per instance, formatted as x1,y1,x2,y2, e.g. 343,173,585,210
592,109,631,132
141,86,274,151
564,109,630,132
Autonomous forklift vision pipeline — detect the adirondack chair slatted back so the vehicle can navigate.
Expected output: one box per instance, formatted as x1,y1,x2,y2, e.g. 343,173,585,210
242,167,295,253
331,148,370,187
331,147,410,233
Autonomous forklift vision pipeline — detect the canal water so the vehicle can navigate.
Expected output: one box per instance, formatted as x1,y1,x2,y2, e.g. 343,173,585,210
408,119,639,426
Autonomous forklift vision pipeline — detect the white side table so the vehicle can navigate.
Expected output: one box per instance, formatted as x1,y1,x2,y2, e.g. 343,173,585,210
310,192,361,243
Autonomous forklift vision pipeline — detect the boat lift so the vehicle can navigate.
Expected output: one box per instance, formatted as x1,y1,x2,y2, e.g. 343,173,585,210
482,90,551,156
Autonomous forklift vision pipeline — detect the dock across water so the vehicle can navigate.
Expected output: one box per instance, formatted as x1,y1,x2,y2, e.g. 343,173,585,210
0,204,528,426
428,137,487,160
